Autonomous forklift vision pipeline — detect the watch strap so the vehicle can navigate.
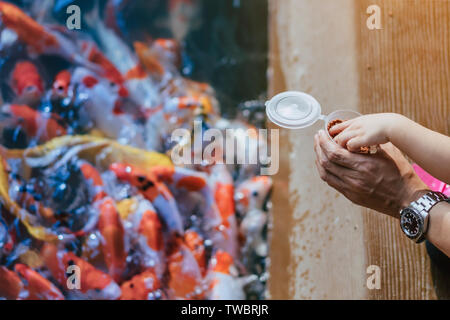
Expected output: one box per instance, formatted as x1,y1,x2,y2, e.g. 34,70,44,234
410,191,448,243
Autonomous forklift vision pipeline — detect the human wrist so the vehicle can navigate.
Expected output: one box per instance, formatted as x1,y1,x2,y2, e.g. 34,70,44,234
397,180,429,216
385,113,408,143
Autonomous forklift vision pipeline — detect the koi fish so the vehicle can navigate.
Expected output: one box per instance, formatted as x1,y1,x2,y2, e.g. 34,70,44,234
133,41,165,78
79,161,108,202
235,176,273,214
109,163,184,235
207,164,239,258
240,208,268,257
150,165,222,231
11,61,44,106
0,266,23,300
123,198,165,277
206,250,245,300
4,104,67,143
80,160,126,281
71,67,145,147
134,39,181,80
51,70,71,99
97,198,126,282
14,264,65,300
120,269,162,300
84,5,159,109
167,238,204,299
79,41,128,95
184,230,206,276
41,243,121,300
0,2,100,70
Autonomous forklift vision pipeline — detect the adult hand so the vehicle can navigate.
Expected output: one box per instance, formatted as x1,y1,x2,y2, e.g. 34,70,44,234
313,130,428,218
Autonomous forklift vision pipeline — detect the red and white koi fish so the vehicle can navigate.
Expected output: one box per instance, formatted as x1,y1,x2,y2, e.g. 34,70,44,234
120,269,162,300
235,176,272,258
207,164,239,258
184,230,206,276
71,67,145,147
10,61,44,106
79,41,128,95
167,238,204,299
84,6,159,109
14,264,65,300
3,104,67,142
0,2,100,70
109,163,184,235
206,250,245,300
240,208,267,257
235,176,273,213
123,197,165,277
41,243,121,300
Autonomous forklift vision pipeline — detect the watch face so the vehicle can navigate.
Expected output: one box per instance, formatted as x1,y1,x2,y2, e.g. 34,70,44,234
400,208,423,239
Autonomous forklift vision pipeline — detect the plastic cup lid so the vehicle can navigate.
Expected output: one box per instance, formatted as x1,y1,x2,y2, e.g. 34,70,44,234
265,91,323,129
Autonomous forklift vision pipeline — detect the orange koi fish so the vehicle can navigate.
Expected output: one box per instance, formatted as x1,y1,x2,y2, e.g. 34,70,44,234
98,198,127,282
11,61,44,105
14,264,64,300
167,238,204,299
0,2,99,70
120,269,162,300
41,243,121,300
0,266,24,300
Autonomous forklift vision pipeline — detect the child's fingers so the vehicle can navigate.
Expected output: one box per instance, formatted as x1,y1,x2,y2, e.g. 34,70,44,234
346,137,366,152
328,120,352,136
334,129,357,148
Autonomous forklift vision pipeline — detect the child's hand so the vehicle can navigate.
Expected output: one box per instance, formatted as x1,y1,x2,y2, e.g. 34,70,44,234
328,113,401,152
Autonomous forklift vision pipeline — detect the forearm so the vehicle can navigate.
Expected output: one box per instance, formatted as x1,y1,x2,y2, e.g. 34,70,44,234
388,115,450,184
426,201,450,258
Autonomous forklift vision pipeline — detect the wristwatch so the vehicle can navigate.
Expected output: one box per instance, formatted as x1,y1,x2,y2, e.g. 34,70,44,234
399,191,449,243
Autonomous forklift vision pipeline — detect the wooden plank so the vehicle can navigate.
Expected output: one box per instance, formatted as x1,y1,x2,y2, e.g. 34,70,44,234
268,0,368,299
266,0,293,300
356,0,449,299
268,0,449,299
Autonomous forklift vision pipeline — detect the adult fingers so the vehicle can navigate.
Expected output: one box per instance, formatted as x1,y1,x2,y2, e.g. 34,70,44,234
317,130,366,169
314,157,347,190
314,135,359,179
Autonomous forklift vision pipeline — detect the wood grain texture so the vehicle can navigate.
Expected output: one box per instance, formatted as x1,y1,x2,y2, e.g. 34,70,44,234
266,0,294,300
268,0,368,299
268,0,449,299
355,0,449,299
